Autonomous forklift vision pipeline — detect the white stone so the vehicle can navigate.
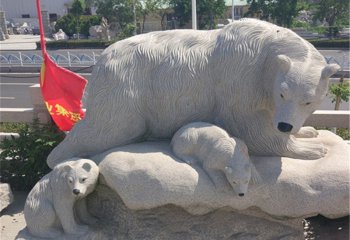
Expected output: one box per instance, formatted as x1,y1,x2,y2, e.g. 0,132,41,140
171,122,260,196
52,29,68,41
0,183,13,212
24,159,99,239
95,130,349,219
47,18,340,168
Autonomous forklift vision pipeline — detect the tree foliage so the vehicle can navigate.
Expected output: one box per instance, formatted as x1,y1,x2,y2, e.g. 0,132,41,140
95,0,135,29
169,0,226,29
137,0,164,33
312,0,349,38
247,0,298,27
329,80,350,109
55,14,101,36
71,0,86,16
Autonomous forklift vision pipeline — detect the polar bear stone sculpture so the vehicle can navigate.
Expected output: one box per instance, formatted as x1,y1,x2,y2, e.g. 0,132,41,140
24,159,99,239
47,18,340,168
171,122,260,196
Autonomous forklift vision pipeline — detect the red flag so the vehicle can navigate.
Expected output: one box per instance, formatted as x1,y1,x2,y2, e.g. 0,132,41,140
36,0,87,131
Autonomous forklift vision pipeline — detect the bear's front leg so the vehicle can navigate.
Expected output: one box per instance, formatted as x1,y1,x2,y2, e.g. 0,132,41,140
203,166,232,193
285,136,328,160
75,197,98,225
54,199,89,235
294,126,319,138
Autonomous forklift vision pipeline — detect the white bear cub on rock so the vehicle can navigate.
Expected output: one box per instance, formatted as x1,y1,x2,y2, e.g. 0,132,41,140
171,122,260,196
24,159,99,239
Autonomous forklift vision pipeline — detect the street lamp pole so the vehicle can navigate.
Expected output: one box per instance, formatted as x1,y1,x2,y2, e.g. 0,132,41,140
231,0,235,21
133,0,137,35
192,0,197,30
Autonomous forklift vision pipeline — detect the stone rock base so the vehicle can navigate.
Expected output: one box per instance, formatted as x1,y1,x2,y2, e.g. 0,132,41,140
0,183,13,212
17,184,303,239
88,184,303,240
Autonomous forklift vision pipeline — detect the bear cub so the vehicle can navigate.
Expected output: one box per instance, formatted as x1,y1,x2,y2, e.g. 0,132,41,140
171,122,260,196
24,158,99,239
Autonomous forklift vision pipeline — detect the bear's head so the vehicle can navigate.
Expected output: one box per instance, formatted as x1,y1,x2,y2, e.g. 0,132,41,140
62,159,99,198
271,55,340,134
222,138,260,197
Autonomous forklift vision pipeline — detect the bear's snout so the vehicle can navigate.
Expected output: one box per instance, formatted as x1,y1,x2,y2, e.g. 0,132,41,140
277,122,293,133
73,189,80,195
238,193,244,197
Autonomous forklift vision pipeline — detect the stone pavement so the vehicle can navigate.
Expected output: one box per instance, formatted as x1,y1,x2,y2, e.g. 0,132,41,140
0,191,27,240
0,34,50,50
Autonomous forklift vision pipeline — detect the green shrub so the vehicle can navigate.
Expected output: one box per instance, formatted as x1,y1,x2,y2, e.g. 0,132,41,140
308,39,350,49
0,122,26,133
55,14,77,36
37,39,114,49
0,120,65,191
55,14,102,37
329,81,350,104
79,15,102,36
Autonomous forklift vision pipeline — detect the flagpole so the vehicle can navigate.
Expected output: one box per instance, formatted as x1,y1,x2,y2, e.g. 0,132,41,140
192,0,197,30
36,0,46,55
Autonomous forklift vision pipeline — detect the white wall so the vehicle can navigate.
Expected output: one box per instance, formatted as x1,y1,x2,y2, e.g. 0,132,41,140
0,0,72,19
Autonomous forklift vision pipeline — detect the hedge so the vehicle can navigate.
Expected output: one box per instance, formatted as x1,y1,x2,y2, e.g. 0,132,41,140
37,40,114,49
37,38,349,50
307,39,349,49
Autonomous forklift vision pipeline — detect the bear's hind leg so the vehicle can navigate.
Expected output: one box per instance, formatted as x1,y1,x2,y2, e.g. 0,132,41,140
47,112,147,168
285,136,327,160
294,126,319,138
26,204,63,239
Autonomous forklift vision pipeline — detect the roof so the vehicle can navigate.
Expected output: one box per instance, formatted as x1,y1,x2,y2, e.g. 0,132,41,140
225,0,249,7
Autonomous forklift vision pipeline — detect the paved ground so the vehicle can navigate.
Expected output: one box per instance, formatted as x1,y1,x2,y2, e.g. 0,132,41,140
0,192,27,240
0,35,51,50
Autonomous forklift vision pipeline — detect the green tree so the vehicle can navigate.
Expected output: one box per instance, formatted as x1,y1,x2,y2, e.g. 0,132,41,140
55,14,77,36
329,77,350,110
71,0,85,16
137,0,162,33
169,0,226,29
55,14,101,37
95,0,135,30
70,0,86,38
247,0,298,27
312,0,349,38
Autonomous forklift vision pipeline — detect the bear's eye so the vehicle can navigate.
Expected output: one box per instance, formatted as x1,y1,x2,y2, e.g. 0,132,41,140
232,181,237,185
280,94,284,99
81,178,87,182
68,177,73,184
305,102,311,105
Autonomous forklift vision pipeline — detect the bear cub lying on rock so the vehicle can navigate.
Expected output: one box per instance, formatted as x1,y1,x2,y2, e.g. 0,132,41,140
24,159,99,239
171,122,260,196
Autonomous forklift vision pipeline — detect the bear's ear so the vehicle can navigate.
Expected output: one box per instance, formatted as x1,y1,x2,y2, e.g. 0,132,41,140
224,166,233,174
276,55,291,75
82,162,92,172
321,64,340,79
63,165,72,172
250,162,261,184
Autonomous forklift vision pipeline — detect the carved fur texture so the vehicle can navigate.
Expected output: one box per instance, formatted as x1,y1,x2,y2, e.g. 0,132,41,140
24,159,99,239
47,18,340,168
171,122,260,196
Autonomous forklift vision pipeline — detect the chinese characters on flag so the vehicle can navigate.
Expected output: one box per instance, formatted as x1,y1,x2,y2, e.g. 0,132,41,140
37,0,87,131
40,55,87,131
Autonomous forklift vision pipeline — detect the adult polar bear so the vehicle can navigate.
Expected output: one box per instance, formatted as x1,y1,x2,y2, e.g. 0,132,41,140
47,19,339,168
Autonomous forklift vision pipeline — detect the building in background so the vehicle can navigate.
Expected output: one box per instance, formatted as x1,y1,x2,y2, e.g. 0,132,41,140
225,0,249,20
0,0,73,21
